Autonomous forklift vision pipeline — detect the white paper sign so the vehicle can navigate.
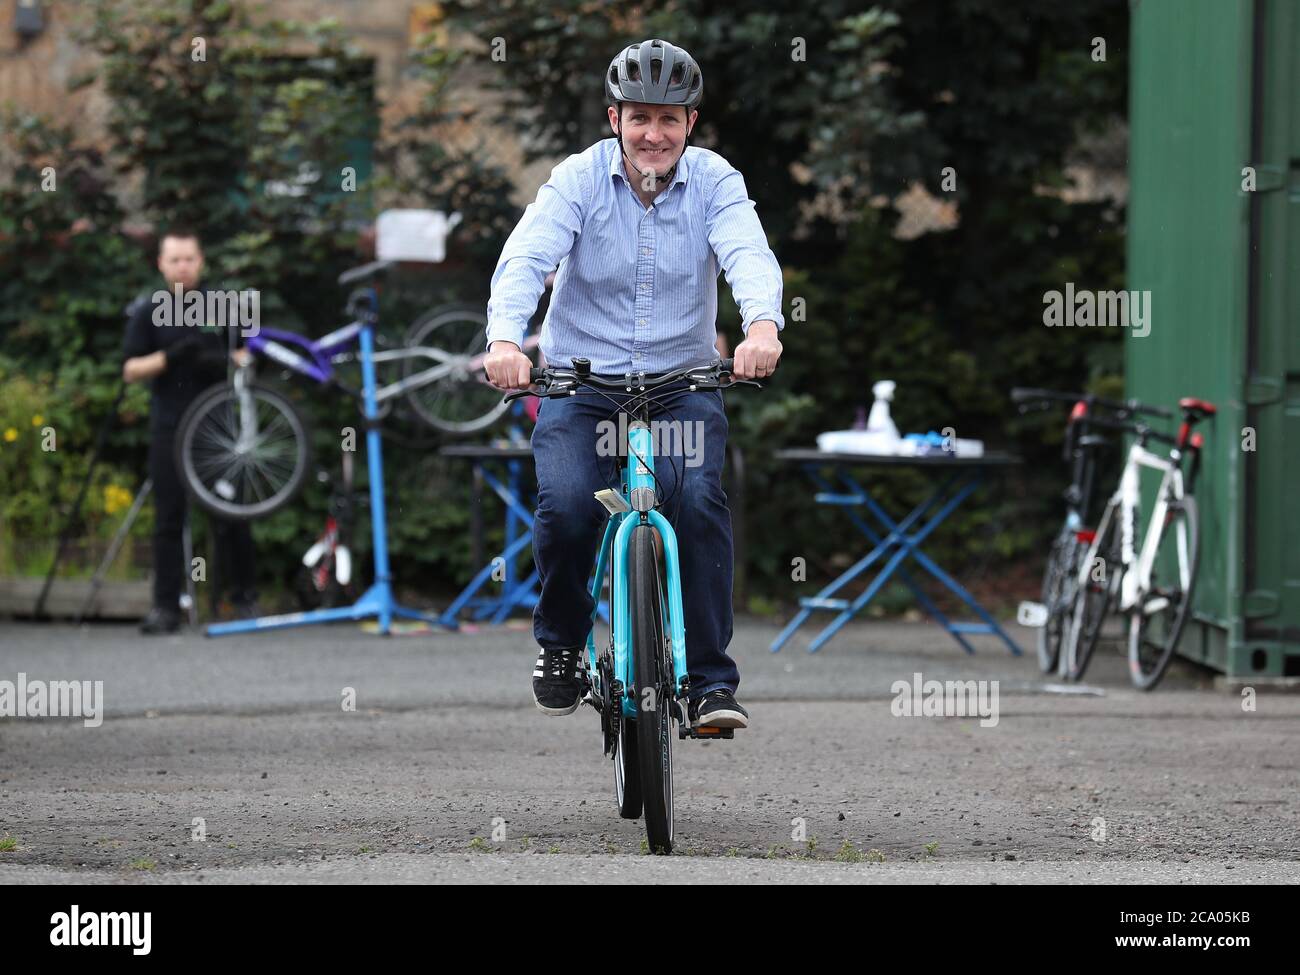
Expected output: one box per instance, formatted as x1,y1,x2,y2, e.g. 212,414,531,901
376,209,462,263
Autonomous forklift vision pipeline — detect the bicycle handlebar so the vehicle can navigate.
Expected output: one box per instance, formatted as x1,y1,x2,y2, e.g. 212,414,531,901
503,356,765,403
1010,387,1173,420
1081,412,1180,446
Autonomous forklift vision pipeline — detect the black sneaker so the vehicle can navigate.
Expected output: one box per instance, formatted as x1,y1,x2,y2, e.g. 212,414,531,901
688,689,749,729
532,646,586,715
139,607,181,635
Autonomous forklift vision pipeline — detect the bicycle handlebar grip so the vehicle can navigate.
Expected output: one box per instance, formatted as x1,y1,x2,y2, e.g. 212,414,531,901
718,357,776,376
529,368,546,383
1010,387,1069,404
1010,387,1045,402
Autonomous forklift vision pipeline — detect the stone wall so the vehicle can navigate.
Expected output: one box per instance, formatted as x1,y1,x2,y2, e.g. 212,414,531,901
0,0,554,206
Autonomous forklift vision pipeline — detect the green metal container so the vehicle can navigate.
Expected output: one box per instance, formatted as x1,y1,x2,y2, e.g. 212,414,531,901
1127,0,1299,680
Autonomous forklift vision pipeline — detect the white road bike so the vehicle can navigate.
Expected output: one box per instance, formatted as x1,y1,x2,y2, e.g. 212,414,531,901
1062,398,1216,690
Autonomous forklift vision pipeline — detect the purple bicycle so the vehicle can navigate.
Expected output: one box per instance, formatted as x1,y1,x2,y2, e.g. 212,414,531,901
173,262,509,520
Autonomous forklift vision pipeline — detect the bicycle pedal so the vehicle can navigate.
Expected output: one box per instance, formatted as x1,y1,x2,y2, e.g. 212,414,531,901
1143,596,1171,615
1017,601,1049,628
679,724,734,740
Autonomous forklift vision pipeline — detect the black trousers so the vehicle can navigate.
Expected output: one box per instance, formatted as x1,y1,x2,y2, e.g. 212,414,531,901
149,420,257,611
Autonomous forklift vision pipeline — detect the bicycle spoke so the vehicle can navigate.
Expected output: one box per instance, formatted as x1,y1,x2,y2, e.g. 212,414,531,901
246,456,294,496
194,451,244,487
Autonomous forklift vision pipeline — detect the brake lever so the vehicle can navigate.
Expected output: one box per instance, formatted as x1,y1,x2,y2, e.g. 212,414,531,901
502,374,578,404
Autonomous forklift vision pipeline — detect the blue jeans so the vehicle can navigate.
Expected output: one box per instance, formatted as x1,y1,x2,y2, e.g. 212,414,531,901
530,380,739,701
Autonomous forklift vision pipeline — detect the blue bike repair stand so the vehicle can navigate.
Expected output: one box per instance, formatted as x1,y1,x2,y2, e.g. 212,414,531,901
206,285,449,638
437,403,610,628
436,405,539,626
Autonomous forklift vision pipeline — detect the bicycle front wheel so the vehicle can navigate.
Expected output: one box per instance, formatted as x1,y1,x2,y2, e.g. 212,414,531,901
629,523,674,854
1037,527,1076,674
175,381,312,521
1128,495,1199,691
1063,505,1121,682
614,704,643,819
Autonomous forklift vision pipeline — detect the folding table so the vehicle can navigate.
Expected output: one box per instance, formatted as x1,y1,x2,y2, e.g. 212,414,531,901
771,449,1023,655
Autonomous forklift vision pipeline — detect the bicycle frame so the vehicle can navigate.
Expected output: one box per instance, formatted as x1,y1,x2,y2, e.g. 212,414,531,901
1118,442,1186,613
1078,439,1186,614
244,323,360,383
244,321,476,405
584,418,689,719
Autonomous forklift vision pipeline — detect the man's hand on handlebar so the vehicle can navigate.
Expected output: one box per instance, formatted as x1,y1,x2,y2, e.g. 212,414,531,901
732,320,782,381
484,340,533,390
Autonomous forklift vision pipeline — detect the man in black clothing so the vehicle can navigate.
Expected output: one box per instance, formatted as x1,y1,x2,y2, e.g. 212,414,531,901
121,228,259,634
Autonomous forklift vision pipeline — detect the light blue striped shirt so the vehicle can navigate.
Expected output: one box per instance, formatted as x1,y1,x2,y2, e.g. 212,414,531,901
486,138,784,374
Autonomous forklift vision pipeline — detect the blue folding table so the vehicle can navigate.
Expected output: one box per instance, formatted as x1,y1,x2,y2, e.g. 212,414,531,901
771,448,1023,655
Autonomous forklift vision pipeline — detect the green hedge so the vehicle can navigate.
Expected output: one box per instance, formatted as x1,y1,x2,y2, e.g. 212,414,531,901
0,0,1131,615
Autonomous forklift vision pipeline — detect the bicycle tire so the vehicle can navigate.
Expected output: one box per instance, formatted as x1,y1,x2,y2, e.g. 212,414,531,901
1063,504,1122,681
174,381,312,521
1037,528,1072,673
614,703,643,819
1127,495,1199,691
629,523,674,854
402,304,510,436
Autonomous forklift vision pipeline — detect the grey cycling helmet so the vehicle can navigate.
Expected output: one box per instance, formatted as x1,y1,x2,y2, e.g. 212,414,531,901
605,39,703,110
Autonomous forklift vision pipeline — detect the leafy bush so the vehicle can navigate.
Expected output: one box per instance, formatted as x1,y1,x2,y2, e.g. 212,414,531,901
2,0,1133,614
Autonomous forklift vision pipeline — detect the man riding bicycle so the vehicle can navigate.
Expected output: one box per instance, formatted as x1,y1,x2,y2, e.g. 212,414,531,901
484,39,784,730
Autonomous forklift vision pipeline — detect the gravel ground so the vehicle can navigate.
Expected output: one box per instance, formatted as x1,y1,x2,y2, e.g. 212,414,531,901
1,617,1297,884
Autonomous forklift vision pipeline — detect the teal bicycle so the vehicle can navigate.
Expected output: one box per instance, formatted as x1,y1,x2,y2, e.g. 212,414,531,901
507,356,762,854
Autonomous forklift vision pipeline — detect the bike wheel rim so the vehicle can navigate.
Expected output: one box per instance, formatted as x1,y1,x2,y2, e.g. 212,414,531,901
405,309,509,433
656,559,673,843
1129,501,1196,688
184,389,307,518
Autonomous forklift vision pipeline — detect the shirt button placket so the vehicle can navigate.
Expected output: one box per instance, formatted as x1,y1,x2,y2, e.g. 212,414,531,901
634,209,654,367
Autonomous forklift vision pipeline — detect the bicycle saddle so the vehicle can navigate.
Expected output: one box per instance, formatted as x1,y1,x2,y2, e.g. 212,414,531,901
1178,398,1217,419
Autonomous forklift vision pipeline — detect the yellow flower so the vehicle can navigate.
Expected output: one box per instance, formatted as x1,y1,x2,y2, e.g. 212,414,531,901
104,484,133,516
3,428,17,442
31,414,43,426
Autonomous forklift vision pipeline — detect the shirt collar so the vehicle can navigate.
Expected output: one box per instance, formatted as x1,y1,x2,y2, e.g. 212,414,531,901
609,138,690,190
